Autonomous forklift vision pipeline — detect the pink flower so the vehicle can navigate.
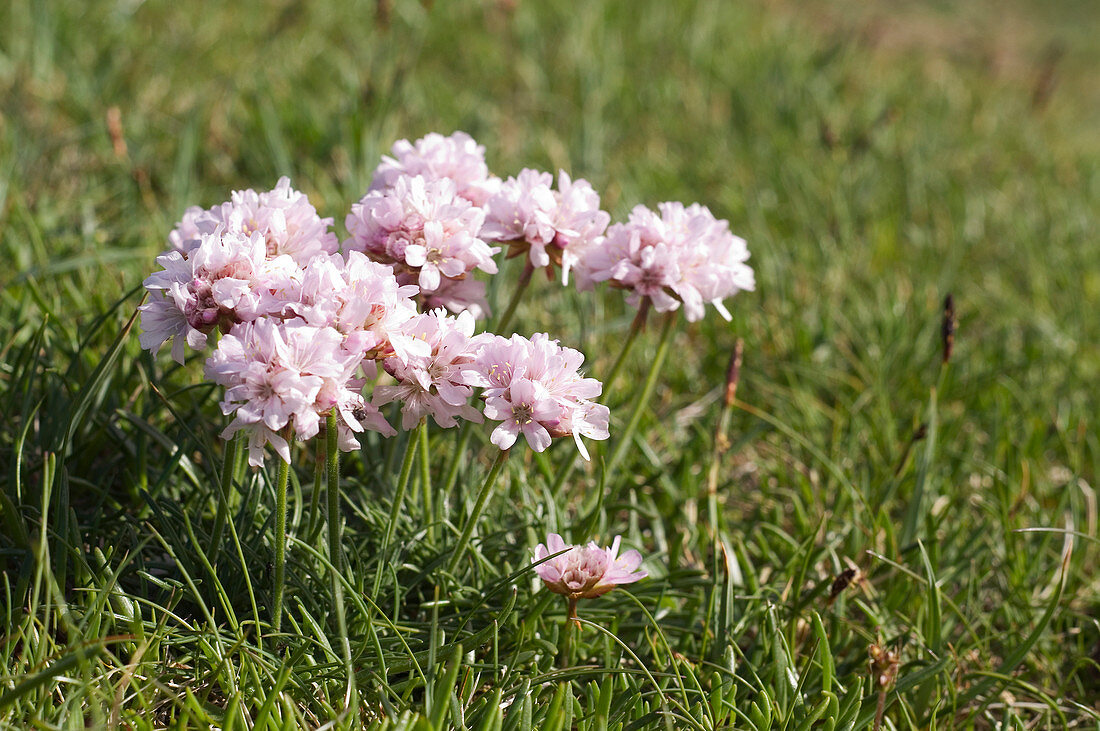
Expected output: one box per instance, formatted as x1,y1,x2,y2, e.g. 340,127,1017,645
576,202,754,322
369,131,502,206
481,170,609,278
410,274,490,320
372,310,483,429
289,251,428,365
533,533,647,599
345,175,498,302
139,229,297,363
467,333,609,458
205,318,395,466
167,177,338,265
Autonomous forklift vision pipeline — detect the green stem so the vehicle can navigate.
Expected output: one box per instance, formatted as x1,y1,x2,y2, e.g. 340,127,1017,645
272,450,290,634
325,411,355,695
544,301,653,496
494,260,535,334
418,420,435,543
602,298,651,399
447,449,509,573
209,433,240,565
560,597,579,669
372,424,420,601
442,415,475,495
306,434,325,544
607,311,678,477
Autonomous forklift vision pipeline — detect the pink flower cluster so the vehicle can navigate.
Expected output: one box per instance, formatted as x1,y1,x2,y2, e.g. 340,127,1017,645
533,533,647,600
575,202,755,322
140,136,618,466
369,130,501,206
205,318,392,466
467,333,609,459
345,175,498,315
481,170,610,280
168,176,339,265
372,309,483,430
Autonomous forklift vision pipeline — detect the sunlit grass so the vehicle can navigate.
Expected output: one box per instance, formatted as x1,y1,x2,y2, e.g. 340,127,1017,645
2,0,1098,727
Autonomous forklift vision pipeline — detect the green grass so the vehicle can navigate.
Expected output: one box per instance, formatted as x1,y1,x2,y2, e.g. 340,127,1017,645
2,0,1099,728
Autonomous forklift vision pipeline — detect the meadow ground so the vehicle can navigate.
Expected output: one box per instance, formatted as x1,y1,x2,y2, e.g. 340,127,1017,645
2,0,1099,728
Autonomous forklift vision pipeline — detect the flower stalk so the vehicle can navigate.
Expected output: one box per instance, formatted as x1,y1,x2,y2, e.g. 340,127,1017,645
494,260,535,334
271,443,291,634
447,449,509,572
373,421,422,600
601,298,651,399
209,433,241,564
325,411,355,694
607,310,678,476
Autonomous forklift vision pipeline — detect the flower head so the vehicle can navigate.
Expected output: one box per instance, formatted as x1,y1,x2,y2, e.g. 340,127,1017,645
481,170,609,279
139,229,298,363
289,251,428,365
575,202,754,321
369,131,502,206
372,309,484,429
167,177,338,265
205,317,394,466
533,533,647,600
346,175,498,306
467,332,609,458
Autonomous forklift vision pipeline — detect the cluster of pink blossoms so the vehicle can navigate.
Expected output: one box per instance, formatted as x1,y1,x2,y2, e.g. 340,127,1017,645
345,175,498,315
139,140,618,465
533,533,647,600
466,333,609,459
574,202,755,322
140,129,754,470
481,169,610,282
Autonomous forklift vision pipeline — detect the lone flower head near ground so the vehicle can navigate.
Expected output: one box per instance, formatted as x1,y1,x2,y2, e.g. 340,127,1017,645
533,533,647,623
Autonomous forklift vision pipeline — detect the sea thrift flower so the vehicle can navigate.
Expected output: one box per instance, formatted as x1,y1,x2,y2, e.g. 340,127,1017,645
289,251,428,365
372,309,483,429
345,175,498,303
205,317,394,466
166,177,338,265
533,533,647,601
139,229,298,363
467,332,609,459
576,202,754,322
369,131,501,206
412,274,490,320
481,169,609,279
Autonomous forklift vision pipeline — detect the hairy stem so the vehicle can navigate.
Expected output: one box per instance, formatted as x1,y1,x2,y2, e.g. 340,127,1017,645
272,449,290,634
608,311,678,477
326,411,355,696
447,449,509,573
209,433,240,565
602,298,651,399
372,424,421,600
494,260,535,334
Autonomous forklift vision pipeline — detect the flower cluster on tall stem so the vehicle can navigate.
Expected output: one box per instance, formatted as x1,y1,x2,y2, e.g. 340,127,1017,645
467,332,609,459
481,169,610,283
575,201,754,322
345,175,498,316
